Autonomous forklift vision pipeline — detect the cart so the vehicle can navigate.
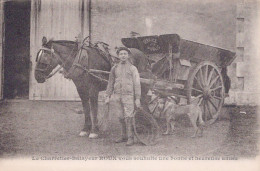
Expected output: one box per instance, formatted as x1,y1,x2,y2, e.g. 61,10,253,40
120,34,236,145
87,34,235,145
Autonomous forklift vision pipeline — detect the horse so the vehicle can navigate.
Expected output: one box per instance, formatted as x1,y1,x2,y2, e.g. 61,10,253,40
34,37,152,138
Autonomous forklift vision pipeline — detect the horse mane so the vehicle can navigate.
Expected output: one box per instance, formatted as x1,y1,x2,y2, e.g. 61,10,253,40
52,40,77,45
45,40,77,49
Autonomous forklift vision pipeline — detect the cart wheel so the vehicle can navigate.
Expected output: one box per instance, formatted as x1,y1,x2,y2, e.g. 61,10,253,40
186,61,225,125
134,107,161,145
147,94,161,118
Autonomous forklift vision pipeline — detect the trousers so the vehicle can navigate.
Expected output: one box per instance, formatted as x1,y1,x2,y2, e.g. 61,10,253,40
112,94,135,119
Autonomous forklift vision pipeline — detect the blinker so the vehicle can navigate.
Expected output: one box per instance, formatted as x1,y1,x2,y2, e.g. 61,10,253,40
36,50,51,65
36,50,43,62
40,53,51,65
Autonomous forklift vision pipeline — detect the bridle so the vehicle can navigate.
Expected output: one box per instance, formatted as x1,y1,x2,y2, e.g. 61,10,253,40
35,46,73,80
35,37,116,82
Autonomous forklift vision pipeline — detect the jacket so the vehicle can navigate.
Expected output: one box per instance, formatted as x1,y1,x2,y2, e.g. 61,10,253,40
106,61,141,99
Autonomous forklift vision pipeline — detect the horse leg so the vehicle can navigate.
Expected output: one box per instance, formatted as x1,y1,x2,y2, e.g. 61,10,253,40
89,93,99,139
73,79,92,137
79,98,91,136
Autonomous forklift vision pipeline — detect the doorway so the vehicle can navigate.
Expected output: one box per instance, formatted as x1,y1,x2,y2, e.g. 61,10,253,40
3,1,30,99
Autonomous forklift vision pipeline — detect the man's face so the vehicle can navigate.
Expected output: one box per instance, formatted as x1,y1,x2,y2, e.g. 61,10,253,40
118,50,130,62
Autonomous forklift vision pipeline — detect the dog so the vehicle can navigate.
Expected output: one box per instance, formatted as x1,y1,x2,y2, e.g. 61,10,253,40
157,98,205,137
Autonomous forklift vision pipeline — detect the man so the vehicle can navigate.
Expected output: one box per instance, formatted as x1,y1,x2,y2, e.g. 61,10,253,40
105,47,141,146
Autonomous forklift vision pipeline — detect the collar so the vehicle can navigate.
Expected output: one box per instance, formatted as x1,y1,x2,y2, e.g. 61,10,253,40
120,60,130,65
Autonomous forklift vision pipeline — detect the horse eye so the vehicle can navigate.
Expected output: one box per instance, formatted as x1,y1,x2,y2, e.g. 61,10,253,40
39,63,48,69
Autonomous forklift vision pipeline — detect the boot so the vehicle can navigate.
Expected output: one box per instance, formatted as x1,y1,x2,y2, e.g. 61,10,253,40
126,117,134,146
115,118,127,143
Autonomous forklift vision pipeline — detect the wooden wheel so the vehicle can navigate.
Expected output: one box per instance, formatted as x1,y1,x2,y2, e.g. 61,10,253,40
186,61,225,124
147,94,161,118
134,107,160,145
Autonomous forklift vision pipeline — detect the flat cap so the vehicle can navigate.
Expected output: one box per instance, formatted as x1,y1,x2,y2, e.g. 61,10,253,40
116,47,131,55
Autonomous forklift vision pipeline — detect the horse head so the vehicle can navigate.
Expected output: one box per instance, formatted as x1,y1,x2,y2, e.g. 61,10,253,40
34,37,77,83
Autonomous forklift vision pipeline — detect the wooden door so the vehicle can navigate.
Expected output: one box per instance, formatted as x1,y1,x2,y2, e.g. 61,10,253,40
30,0,89,100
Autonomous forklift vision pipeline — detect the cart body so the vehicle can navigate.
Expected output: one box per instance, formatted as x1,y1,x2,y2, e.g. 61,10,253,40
122,34,236,125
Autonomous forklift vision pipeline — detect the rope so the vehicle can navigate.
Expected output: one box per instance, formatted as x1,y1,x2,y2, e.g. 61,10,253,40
45,65,63,79
88,72,108,83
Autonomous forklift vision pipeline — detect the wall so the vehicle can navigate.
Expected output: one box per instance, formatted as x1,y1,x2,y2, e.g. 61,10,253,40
91,0,236,55
91,0,239,102
91,0,259,105
225,0,259,105
30,0,89,100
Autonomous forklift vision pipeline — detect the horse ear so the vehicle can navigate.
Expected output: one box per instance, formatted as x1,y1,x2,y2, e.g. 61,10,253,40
42,37,47,45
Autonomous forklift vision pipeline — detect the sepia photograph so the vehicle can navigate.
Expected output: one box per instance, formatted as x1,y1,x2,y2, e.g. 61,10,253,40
0,0,259,170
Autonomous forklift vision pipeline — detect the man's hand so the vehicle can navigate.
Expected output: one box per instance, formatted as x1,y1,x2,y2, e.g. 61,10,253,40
105,96,110,104
135,99,141,108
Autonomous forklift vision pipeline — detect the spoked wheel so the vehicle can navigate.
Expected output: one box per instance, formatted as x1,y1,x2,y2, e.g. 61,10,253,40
186,61,225,125
147,94,161,118
134,107,161,145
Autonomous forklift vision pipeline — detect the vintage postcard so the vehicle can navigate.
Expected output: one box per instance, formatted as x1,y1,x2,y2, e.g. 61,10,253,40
0,0,259,170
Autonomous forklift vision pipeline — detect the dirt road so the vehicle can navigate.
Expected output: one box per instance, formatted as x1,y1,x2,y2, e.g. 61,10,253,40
0,100,258,159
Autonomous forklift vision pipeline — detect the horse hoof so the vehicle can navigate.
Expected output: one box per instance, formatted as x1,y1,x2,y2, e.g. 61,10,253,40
89,133,99,139
79,131,89,137
162,132,169,135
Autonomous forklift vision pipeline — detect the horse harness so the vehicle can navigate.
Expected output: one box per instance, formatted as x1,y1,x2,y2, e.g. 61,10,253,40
35,47,67,79
37,41,114,82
